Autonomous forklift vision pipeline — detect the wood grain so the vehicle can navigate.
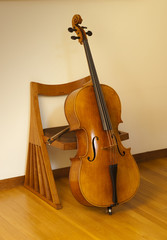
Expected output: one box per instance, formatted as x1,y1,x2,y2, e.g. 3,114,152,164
24,76,91,209
65,84,140,207
0,157,167,240
43,125,129,149
1,148,167,191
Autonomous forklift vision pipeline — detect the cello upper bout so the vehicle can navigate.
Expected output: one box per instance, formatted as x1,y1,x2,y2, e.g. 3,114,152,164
101,84,123,126
64,88,81,131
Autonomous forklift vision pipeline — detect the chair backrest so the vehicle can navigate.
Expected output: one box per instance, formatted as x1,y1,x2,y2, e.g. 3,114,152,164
29,76,91,145
31,75,91,97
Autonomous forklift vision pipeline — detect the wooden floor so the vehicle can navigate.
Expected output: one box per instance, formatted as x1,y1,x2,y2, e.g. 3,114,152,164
0,158,167,240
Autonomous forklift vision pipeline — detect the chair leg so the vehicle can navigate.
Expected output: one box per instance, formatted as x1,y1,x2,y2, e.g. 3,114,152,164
24,142,62,209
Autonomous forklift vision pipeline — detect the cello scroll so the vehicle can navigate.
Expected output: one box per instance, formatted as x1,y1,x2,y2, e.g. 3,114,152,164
68,14,92,44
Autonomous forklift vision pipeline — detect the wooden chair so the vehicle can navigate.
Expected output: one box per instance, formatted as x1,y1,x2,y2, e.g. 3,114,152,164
24,76,129,209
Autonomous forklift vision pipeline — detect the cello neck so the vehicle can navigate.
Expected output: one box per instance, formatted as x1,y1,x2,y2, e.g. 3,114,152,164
83,38,112,131
83,38,99,88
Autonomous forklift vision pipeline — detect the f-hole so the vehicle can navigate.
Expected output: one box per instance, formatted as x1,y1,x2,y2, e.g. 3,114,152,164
113,135,125,156
87,136,99,162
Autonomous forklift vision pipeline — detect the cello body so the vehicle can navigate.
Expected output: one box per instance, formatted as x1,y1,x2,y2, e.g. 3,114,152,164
65,84,140,207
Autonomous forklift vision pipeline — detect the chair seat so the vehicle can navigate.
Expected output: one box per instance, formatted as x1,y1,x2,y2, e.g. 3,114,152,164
43,125,77,150
43,125,129,150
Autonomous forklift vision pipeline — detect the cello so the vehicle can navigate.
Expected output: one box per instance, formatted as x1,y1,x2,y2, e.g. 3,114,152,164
65,15,140,214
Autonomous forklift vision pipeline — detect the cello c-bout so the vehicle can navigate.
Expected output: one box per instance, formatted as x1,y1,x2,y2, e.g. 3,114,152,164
65,15,140,211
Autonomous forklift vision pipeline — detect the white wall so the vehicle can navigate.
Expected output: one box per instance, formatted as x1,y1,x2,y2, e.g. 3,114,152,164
0,0,167,180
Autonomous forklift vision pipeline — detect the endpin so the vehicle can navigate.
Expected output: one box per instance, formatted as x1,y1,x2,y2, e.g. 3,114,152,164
107,206,112,215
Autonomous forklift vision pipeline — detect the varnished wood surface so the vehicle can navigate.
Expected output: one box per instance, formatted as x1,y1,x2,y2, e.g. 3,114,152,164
25,76,91,209
43,125,129,150
65,84,139,207
0,158,167,240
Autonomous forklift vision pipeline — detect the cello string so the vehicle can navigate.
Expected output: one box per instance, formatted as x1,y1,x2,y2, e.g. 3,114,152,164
83,38,116,165
106,130,115,165
84,40,116,135
109,130,117,165
83,40,108,125
83,38,115,141
83,39,112,131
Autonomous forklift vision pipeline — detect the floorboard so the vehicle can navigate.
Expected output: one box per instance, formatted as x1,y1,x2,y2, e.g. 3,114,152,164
0,158,167,240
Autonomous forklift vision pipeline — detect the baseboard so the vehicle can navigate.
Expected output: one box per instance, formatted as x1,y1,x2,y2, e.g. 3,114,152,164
133,148,167,162
0,148,166,190
0,176,25,190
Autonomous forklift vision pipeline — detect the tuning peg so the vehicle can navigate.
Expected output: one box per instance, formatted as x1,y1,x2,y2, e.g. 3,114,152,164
81,26,87,29
68,27,76,32
71,36,80,40
86,31,92,36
